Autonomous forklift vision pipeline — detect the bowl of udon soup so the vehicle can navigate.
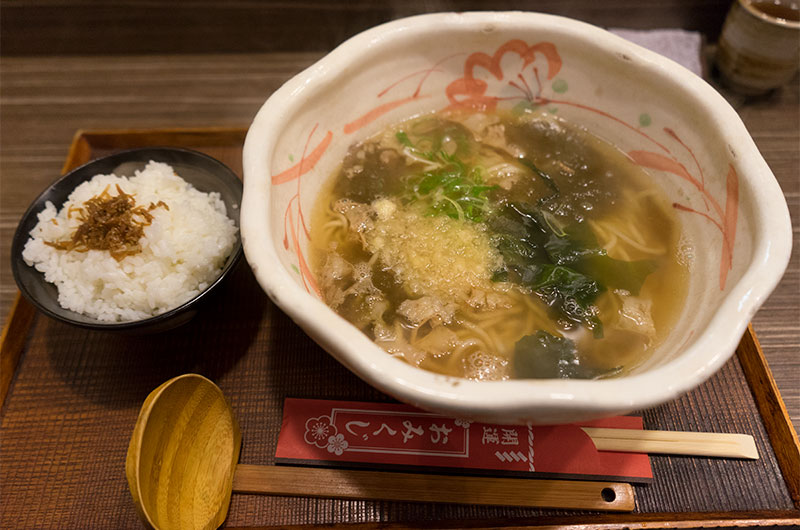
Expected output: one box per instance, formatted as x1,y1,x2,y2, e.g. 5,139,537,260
242,12,792,423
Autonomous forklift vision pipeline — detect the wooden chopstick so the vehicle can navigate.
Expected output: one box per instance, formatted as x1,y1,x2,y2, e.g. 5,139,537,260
581,427,759,459
232,464,635,512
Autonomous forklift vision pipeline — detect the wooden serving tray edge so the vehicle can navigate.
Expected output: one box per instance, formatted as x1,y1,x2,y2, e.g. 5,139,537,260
225,511,800,529
2,127,798,528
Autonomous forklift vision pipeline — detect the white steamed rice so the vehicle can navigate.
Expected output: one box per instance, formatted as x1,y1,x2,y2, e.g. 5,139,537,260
22,161,238,322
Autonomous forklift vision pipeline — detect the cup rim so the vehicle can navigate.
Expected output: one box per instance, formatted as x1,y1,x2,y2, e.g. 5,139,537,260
738,0,800,29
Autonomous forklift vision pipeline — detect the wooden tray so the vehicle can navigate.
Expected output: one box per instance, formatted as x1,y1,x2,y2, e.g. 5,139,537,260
1,128,798,529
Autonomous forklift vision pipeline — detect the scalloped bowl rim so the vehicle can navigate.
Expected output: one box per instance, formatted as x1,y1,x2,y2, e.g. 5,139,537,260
242,12,792,421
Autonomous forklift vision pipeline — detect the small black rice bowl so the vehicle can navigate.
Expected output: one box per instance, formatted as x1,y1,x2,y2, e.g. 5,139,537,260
11,147,243,333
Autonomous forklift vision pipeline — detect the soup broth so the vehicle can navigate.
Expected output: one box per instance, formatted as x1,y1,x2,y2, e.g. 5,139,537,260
311,109,689,381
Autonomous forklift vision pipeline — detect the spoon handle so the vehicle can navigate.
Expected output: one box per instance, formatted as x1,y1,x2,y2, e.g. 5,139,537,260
232,464,634,511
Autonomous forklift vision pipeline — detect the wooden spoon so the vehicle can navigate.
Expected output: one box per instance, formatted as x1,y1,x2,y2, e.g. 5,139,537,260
126,374,634,530
126,374,241,530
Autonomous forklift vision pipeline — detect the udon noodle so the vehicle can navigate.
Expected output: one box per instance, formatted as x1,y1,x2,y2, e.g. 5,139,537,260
311,109,688,381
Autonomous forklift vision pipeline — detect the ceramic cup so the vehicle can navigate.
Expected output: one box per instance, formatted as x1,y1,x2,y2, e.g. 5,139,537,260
717,0,800,95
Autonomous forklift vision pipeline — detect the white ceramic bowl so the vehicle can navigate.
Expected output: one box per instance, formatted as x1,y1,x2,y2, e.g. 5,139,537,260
242,12,792,424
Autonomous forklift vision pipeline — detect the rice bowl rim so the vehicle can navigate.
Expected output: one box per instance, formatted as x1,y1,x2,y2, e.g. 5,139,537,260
11,147,244,331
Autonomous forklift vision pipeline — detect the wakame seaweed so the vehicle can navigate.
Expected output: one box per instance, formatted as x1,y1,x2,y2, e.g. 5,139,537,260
518,157,560,199
542,217,657,295
513,330,596,379
489,201,655,337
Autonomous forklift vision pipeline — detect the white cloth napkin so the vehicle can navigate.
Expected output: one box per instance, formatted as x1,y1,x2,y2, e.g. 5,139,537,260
610,28,704,76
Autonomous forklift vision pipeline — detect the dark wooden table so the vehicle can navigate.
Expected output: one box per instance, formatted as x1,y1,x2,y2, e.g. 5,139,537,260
1,3,797,434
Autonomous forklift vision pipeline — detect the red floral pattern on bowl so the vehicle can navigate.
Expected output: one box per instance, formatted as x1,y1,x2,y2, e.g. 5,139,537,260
242,12,791,424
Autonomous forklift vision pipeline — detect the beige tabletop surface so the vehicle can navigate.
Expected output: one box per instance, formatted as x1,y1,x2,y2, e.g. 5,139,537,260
1,3,797,433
